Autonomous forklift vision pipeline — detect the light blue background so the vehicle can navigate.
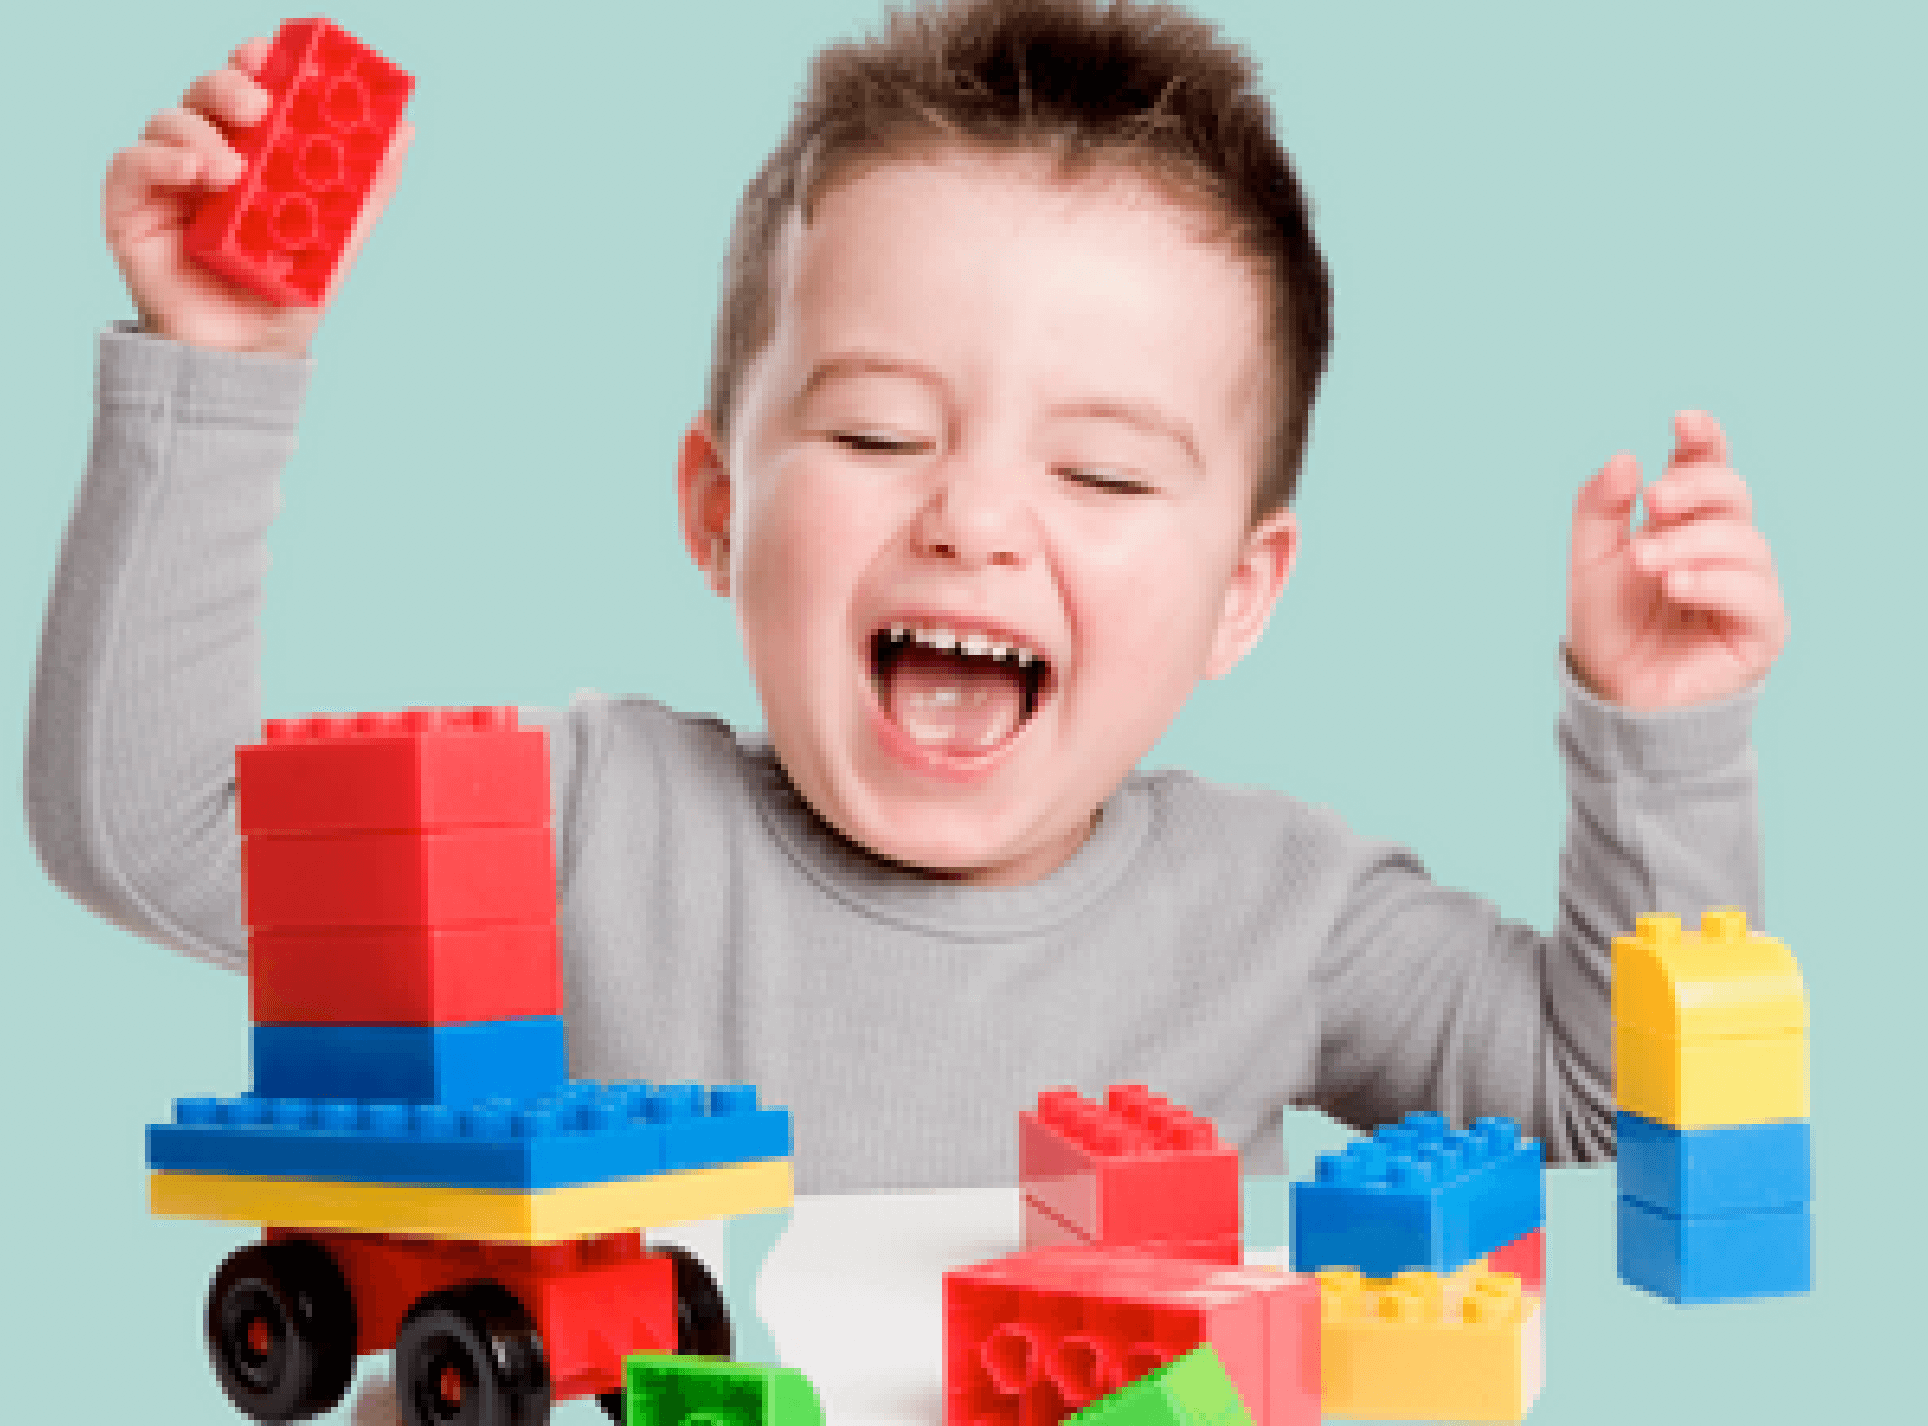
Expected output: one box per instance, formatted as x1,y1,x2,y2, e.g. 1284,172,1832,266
4,1,1920,1421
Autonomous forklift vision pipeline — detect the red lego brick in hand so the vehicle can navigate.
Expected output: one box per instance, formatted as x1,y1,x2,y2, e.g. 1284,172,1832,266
945,1246,1319,1426
243,825,556,927
184,18,413,307
237,707,549,835
1020,1085,1241,1254
250,921,564,1026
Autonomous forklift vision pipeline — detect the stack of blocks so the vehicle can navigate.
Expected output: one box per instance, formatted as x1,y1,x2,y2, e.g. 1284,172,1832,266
146,707,794,1242
949,1086,1321,1426
1612,909,1812,1303
1292,1112,1546,1420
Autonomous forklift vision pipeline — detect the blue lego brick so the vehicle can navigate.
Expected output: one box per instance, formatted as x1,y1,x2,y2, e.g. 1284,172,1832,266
251,1016,569,1104
1616,1111,1809,1217
1290,1112,1543,1278
1617,1194,1810,1304
147,1080,792,1190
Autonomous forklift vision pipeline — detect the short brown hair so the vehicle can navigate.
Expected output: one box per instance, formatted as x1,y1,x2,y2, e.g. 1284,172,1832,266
704,0,1333,523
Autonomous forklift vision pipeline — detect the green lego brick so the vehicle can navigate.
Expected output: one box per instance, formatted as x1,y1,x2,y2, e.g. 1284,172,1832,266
1065,1345,1255,1426
623,1353,824,1426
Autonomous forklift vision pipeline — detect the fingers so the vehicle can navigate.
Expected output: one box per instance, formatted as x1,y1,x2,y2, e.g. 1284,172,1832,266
229,35,274,76
1570,449,1642,568
139,106,247,185
181,63,273,134
1633,518,1773,582
1668,408,1729,469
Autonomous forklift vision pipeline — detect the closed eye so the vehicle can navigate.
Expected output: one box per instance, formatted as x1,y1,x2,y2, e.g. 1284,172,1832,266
833,432,925,454
1065,468,1155,495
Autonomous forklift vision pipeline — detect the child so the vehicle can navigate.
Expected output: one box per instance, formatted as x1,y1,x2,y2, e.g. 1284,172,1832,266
28,0,1784,1201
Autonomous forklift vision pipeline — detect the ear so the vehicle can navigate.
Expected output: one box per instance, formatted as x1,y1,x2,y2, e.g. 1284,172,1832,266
676,411,733,596
1204,506,1299,680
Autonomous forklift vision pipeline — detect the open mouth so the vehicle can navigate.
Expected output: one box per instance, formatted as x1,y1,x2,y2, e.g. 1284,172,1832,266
868,624,1053,757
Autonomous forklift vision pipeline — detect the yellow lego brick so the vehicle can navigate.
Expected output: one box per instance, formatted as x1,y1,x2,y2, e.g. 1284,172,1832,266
149,1157,793,1244
1614,1023,1808,1128
1316,1268,1542,1421
1611,909,1806,1039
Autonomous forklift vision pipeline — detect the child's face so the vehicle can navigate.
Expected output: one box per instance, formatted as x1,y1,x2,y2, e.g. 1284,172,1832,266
680,148,1298,885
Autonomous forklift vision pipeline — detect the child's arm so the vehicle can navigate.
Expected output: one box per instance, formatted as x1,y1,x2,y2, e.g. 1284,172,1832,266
1313,414,1781,1162
24,37,410,963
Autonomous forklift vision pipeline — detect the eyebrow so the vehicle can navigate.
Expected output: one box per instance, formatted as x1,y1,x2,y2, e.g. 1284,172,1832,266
797,351,1203,471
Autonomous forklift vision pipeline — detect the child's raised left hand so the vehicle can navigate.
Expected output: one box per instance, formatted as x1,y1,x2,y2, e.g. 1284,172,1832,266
1566,410,1788,710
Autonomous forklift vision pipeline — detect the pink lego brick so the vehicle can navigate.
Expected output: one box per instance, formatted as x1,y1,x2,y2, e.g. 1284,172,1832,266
1020,1197,1241,1267
183,18,413,306
1019,1086,1242,1252
1485,1228,1545,1294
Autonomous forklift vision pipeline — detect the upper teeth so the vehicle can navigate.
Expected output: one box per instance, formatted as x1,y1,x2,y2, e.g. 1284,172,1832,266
886,624,1041,667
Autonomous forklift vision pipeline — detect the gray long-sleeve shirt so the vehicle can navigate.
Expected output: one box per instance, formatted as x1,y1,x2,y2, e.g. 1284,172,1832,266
26,325,1766,1193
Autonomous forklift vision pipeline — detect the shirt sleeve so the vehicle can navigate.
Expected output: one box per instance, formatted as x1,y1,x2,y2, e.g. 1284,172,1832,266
24,324,311,972
1311,651,1764,1163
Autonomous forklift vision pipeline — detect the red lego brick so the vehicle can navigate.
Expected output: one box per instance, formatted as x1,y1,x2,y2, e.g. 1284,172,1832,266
1019,1086,1241,1253
266,1227,678,1402
249,921,564,1025
1485,1227,1544,1293
1020,1197,1240,1266
237,706,549,835
242,825,556,927
183,18,413,307
944,1246,1318,1426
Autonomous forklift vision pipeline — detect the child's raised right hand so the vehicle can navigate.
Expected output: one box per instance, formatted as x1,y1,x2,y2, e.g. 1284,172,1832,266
103,36,414,359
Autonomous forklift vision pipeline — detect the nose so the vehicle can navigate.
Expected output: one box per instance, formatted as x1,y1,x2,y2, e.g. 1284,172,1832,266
910,462,1035,569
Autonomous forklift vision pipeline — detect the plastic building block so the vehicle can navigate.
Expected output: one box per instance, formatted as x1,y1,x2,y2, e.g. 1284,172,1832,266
1066,1345,1254,1426
1483,1228,1544,1295
236,706,548,833
1615,1110,1809,1217
249,920,564,1025
149,1155,795,1243
625,1353,826,1426
944,1245,1319,1426
1611,909,1808,1128
1315,1268,1542,1421
154,1080,788,1185
182,19,413,307
1614,1022,1808,1128
1021,1197,1239,1265
1612,909,1806,1038
242,823,557,927
1020,1086,1241,1254
250,1015,570,1104
1290,1113,1541,1278
149,1080,791,1189
1616,1195,1811,1304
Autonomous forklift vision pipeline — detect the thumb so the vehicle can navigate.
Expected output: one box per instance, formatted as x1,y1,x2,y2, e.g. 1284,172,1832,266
1571,450,1641,569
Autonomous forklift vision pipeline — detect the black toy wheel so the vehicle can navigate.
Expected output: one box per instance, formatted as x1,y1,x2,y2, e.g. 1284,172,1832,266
206,1239,358,1422
394,1284,551,1426
595,1245,734,1420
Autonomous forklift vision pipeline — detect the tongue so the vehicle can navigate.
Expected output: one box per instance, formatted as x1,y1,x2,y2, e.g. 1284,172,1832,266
882,645,1027,753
